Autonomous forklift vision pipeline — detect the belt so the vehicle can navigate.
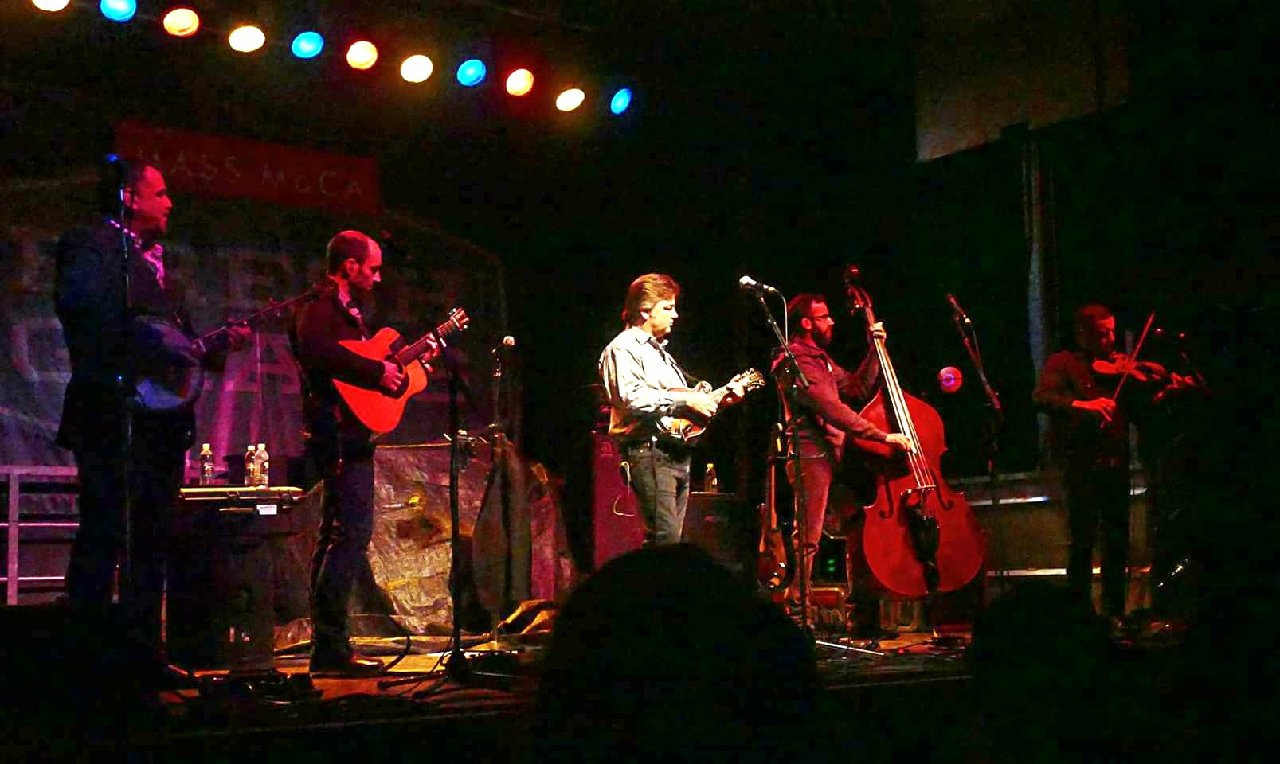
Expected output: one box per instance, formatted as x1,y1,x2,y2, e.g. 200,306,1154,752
619,435,690,458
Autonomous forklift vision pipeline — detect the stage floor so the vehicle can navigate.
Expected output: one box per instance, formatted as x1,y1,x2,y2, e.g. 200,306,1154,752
6,615,1197,763
160,626,971,711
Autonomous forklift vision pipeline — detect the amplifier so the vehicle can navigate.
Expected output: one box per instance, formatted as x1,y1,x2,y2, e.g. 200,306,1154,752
178,485,303,514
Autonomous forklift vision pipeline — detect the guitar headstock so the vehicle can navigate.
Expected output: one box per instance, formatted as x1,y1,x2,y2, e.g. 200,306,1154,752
730,368,767,395
441,308,470,336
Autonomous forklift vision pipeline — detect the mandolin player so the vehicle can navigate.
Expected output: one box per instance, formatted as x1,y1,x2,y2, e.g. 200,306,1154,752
54,161,250,681
598,273,718,547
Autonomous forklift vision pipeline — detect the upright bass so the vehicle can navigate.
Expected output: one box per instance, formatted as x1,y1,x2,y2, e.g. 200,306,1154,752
845,268,985,597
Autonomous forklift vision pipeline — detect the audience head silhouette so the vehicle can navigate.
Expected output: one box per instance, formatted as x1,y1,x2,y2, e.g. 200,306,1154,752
533,543,817,762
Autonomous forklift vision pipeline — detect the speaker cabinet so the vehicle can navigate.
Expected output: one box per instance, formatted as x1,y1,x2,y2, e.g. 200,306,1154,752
591,432,644,570
683,492,758,585
167,507,292,672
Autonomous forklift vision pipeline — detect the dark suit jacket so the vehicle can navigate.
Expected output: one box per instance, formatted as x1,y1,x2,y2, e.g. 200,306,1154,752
289,283,390,465
54,220,223,452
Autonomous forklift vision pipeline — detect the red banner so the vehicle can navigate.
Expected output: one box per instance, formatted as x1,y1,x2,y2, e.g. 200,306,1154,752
114,121,382,216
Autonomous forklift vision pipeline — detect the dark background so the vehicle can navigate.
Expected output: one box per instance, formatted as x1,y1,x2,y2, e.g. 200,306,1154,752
2,1,1276,562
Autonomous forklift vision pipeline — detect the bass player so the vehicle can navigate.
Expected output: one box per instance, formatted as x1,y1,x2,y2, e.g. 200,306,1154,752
772,293,911,634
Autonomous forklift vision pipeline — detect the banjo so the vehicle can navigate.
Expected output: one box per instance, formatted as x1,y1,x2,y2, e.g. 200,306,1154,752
131,286,323,412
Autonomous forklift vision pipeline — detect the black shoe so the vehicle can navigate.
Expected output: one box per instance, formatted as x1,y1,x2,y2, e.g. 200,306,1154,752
310,655,385,677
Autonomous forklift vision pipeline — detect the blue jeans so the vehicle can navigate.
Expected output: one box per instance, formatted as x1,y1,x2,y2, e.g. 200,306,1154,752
621,440,691,546
310,451,375,659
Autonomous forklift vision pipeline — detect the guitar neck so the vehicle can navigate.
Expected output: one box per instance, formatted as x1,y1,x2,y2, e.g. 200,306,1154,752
396,322,451,363
710,384,736,405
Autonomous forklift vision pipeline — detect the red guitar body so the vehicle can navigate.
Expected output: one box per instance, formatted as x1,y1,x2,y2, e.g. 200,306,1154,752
333,328,431,435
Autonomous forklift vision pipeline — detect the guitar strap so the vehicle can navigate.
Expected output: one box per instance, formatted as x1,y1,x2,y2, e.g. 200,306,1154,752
648,337,694,387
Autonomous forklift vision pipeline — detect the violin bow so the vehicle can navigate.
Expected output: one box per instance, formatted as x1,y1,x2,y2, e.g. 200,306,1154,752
1109,310,1157,402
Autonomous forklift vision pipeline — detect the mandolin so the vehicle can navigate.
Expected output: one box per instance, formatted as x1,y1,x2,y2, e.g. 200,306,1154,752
656,368,765,444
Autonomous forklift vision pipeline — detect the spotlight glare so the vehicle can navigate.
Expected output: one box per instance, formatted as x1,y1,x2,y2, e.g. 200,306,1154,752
505,68,534,97
229,25,266,53
346,41,378,70
32,0,72,12
400,55,434,84
610,88,633,115
162,8,200,38
99,0,136,23
292,31,324,59
456,59,487,87
556,88,586,112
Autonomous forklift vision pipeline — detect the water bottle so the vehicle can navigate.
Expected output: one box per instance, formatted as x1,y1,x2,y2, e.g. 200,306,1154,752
254,442,269,487
704,462,719,493
243,444,257,486
199,443,215,485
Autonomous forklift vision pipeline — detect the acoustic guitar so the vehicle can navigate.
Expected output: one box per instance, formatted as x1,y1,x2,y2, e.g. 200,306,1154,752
333,307,470,434
656,368,766,444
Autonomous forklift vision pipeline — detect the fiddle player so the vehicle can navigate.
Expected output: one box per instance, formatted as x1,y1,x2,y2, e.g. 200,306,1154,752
1033,304,1193,624
54,160,249,678
772,294,911,635
598,274,718,546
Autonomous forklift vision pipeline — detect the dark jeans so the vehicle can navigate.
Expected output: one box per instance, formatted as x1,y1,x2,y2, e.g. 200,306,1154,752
785,449,880,627
621,440,691,546
1065,464,1132,618
67,417,185,658
310,451,375,659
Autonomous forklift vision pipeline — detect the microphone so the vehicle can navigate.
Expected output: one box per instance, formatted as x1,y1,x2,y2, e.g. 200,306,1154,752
946,293,971,325
738,275,780,294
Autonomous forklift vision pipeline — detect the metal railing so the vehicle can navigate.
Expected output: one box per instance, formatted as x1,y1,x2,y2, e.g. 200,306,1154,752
0,465,79,605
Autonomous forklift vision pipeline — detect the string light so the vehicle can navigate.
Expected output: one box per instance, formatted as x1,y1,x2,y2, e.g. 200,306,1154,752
555,88,585,112
99,0,136,23
456,59,487,87
346,41,378,70
400,55,434,84
162,8,200,38
291,32,324,59
505,68,534,97
610,88,633,115
25,6,641,118
228,25,266,53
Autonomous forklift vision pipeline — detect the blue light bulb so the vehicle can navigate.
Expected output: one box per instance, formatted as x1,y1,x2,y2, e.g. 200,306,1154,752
99,0,136,23
610,88,633,115
292,32,325,60
456,59,487,87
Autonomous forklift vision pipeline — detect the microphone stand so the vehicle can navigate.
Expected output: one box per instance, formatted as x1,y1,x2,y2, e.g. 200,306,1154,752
748,289,815,634
951,309,1005,589
442,352,472,683
112,165,136,624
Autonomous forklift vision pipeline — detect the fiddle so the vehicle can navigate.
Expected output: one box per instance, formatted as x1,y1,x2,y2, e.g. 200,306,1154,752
1091,353,1169,384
